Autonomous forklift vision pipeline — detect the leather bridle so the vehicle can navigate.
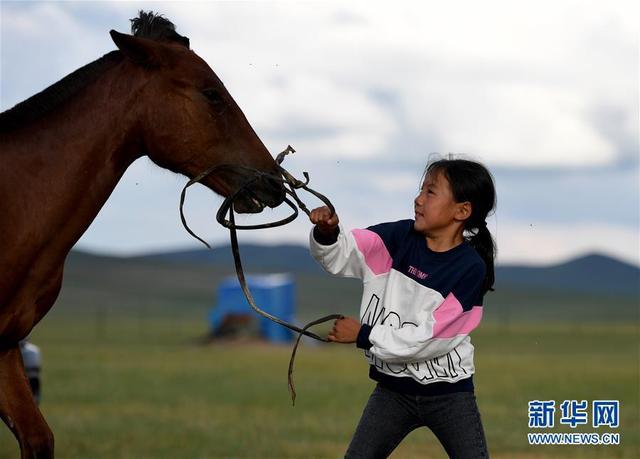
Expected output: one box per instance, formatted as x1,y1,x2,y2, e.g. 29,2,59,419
179,146,343,405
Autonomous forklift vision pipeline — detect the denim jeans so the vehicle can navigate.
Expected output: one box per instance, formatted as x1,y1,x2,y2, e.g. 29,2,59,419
345,383,489,458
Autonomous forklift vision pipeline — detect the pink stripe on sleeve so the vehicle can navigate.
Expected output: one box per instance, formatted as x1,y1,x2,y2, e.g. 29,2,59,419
432,293,483,338
351,229,393,276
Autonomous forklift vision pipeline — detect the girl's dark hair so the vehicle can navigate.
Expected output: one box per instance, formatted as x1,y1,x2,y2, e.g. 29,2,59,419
424,156,497,294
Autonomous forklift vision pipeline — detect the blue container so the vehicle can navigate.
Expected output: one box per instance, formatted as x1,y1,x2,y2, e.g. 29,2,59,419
209,274,295,343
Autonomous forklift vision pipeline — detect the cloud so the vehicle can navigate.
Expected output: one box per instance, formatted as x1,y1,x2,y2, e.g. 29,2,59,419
132,0,638,168
1,1,638,265
77,162,640,268
74,157,639,269
2,1,637,167
242,73,398,159
493,166,640,227
405,82,619,167
493,219,640,267
0,2,112,108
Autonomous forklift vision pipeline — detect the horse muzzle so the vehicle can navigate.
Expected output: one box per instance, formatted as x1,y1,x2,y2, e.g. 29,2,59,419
232,173,286,213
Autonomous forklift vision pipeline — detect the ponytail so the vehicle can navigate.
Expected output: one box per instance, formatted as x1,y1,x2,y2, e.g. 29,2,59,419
425,157,497,294
467,222,496,294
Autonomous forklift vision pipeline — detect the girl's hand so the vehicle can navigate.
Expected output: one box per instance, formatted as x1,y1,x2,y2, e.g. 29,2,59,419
328,317,361,344
309,206,339,235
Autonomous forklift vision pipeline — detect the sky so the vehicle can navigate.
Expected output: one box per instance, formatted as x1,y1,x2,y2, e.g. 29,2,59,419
1,0,638,266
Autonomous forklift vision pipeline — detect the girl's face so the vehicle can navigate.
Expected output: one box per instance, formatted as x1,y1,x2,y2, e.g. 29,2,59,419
414,170,465,235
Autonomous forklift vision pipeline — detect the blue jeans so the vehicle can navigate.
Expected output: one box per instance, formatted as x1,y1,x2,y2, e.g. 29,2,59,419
345,383,489,458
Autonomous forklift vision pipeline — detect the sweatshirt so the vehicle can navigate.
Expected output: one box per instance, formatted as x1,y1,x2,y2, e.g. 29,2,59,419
309,219,486,396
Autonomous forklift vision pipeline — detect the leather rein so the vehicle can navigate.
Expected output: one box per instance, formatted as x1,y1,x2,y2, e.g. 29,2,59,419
179,146,343,405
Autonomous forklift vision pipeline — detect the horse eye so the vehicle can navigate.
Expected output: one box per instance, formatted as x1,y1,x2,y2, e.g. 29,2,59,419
203,88,224,106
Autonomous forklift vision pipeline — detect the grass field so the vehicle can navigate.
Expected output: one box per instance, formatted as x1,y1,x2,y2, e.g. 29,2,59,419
1,314,637,458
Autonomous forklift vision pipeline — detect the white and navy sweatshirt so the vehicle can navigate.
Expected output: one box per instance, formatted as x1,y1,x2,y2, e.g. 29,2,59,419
310,219,486,395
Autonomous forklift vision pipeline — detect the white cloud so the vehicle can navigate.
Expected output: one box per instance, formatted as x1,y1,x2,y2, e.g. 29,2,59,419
3,1,637,166
239,73,398,159
492,218,640,267
2,1,638,265
0,2,111,107
143,0,638,167
75,159,639,269
408,82,619,167
374,172,421,194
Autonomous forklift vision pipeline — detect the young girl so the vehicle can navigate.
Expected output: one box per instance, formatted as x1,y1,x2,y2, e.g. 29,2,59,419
309,157,496,458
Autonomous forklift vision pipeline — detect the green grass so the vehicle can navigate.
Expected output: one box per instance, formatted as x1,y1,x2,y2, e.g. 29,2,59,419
1,316,637,458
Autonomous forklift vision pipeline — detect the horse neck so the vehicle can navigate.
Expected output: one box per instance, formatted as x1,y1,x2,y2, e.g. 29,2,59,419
2,61,148,256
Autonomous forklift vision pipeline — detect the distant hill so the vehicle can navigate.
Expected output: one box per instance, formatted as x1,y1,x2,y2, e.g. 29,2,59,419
128,244,324,274
72,244,640,298
495,253,639,297
63,245,638,324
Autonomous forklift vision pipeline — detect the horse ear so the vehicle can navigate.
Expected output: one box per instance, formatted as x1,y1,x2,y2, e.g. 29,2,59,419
110,30,161,67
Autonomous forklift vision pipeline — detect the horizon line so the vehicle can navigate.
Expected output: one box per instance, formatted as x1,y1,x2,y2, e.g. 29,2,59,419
71,242,640,269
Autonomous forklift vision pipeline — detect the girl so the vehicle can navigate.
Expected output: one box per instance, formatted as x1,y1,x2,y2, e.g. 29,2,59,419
308,157,496,458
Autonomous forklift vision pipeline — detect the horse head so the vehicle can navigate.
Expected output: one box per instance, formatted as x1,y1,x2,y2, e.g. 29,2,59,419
110,12,284,213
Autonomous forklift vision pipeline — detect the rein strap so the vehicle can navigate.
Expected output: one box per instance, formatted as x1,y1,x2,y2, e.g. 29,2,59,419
179,146,344,405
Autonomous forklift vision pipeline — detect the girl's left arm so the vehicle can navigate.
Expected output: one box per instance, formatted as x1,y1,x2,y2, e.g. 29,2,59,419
357,262,486,363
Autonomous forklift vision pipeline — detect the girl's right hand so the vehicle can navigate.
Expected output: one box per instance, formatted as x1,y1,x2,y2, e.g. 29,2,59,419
309,206,339,235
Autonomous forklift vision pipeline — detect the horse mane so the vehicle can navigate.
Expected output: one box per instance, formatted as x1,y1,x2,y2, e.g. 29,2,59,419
0,11,189,134
131,11,190,48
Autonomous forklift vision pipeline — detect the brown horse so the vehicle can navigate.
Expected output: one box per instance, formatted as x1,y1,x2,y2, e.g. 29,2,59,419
0,12,285,458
